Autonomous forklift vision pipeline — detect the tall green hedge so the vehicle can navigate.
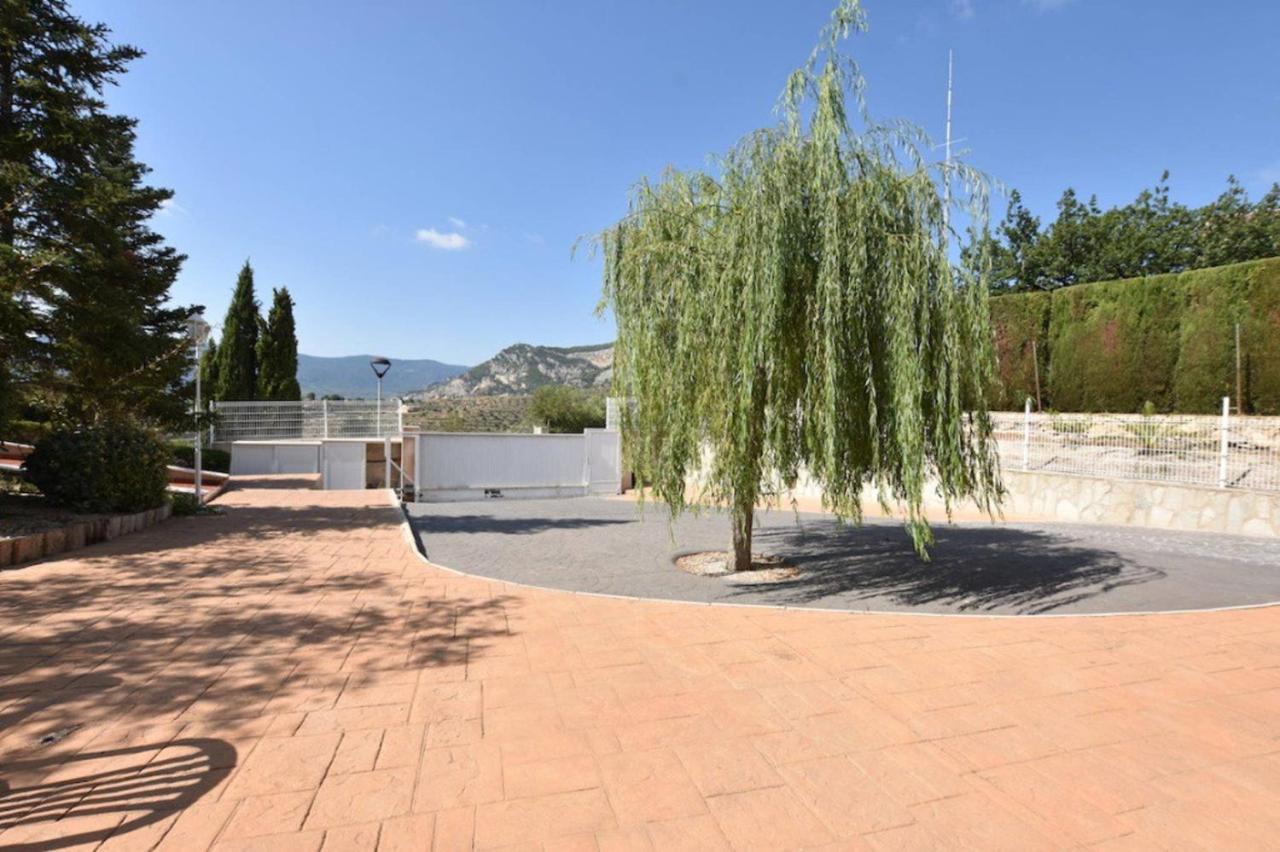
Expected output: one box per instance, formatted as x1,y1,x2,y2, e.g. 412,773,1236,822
988,292,1050,410
989,256,1280,414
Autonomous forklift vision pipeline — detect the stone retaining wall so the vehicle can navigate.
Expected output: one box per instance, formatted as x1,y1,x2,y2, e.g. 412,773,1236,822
0,504,173,569
996,470,1278,537
782,469,1278,538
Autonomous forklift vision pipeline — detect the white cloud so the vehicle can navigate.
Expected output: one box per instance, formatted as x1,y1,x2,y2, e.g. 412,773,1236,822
949,0,975,20
415,228,471,250
157,197,187,216
524,232,546,246
448,216,467,229
1023,0,1075,10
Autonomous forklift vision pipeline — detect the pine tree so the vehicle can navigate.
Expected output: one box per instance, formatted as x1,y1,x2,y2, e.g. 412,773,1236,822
1,0,191,431
214,261,259,400
257,287,301,400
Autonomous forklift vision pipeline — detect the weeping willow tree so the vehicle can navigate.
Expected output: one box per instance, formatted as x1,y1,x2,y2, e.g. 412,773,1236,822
597,0,1002,570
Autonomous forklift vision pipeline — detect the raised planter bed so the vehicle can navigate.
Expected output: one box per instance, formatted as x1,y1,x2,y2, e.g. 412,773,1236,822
0,503,172,569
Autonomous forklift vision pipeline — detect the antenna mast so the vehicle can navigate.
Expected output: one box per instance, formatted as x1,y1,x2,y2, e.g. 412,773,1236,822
943,49,954,236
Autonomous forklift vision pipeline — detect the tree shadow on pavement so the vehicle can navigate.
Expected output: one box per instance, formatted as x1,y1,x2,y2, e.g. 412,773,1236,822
0,496,517,820
747,522,1165,614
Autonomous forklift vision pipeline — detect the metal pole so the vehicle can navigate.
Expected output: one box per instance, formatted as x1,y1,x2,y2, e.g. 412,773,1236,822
194,337,203,504
1031,339,1043,412
397,399,404,434
377,378,383,436
1218,396,1230,488
1235,321,1243,415
1022,397,1031,472
384,437,392,493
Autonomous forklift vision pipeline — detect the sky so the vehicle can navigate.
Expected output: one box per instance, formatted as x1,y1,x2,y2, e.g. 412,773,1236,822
74,0,1280,367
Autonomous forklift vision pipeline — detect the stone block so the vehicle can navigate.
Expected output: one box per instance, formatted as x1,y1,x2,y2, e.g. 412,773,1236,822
13,534,44,564
65,523,88,550
42,527,66,557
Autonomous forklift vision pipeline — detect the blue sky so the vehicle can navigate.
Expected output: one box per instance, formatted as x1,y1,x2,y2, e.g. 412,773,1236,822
75,0,1280,366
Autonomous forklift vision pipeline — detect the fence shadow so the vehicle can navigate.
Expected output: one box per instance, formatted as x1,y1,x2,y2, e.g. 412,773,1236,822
747,522,1165,614
0,738,234,851
414,513,631,541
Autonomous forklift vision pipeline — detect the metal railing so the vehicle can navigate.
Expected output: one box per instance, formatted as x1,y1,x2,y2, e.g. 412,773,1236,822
992,399,1280,492
210,399,404,443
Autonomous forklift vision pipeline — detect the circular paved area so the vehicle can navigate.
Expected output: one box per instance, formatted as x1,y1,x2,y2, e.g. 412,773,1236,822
408,496,1280,615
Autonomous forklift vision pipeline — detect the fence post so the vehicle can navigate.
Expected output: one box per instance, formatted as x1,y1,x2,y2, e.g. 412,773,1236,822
323,400,329,439
1218,396,1230,488
397,399,404,434
384,437,392,493
1022,397,1031,472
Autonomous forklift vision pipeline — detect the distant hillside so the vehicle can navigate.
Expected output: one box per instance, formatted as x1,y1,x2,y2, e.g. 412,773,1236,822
410,343,613,398
298,354,469,399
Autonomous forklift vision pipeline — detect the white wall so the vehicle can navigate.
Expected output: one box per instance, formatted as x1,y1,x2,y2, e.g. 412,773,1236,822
413,431,620,501
230,442,321,476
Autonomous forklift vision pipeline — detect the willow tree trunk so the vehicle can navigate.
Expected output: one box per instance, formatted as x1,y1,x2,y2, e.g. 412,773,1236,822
729,502,755,573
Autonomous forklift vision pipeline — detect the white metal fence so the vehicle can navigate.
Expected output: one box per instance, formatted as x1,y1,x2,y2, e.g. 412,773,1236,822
210,400,403,442
992,400,1280,492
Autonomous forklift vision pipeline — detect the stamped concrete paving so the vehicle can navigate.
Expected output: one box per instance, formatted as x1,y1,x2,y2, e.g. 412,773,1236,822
410,497,1280,615
1,484,1278,850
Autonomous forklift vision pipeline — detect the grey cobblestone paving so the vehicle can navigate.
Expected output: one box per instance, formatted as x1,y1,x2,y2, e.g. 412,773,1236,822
408,497,1280,615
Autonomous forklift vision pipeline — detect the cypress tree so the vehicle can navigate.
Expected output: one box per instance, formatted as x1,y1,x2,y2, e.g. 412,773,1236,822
257,287,301,400
214,261,259,400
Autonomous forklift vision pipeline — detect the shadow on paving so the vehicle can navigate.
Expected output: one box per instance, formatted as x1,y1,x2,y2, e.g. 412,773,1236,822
0,497,516,815
745,523,1165,614
0,739,234,851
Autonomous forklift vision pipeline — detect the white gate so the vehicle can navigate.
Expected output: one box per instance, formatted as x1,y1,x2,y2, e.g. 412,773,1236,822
584,428,621,494
322,442,366,490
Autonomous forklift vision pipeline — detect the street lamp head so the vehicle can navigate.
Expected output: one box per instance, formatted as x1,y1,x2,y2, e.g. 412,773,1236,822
186,311,211,345
370,357,391,379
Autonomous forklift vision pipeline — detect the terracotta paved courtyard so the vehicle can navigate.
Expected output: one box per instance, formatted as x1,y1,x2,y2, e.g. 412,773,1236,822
2,484,1279,850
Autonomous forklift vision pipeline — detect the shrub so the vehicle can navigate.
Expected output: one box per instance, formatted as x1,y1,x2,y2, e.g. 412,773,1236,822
528,386,605,433
170,443,231,473
169,491,200,516
25,420,171,513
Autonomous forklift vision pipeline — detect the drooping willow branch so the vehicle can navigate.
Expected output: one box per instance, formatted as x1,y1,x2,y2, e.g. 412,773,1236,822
596,0,1003,561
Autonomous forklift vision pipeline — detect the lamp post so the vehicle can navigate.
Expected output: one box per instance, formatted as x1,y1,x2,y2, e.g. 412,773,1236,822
370,357,391,435
186,312,212,504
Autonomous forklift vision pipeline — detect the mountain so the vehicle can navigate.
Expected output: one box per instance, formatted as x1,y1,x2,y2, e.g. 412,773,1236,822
297,354,469,399
410,343,613,398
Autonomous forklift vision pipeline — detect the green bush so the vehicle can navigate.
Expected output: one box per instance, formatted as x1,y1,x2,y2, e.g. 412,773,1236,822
171,443,231,473
528,386,606,433
169,491,200,516
25,420,171,513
